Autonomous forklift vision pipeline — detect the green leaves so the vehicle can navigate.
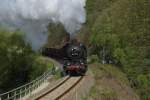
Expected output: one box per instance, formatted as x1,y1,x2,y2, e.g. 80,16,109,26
0,29,51,92
0,29,33,91
84,0,150,99
46,23,68,48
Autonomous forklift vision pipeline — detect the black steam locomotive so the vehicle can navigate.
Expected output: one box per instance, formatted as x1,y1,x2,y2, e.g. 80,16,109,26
42,41,87,76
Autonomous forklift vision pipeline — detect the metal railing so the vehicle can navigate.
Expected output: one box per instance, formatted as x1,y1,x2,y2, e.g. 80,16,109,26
0,65,56,100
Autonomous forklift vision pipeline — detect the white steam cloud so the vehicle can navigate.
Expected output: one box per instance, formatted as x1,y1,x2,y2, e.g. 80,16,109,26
0,0,86,50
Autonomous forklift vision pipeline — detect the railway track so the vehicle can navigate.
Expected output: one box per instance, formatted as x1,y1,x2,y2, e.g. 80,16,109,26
35,76,83,100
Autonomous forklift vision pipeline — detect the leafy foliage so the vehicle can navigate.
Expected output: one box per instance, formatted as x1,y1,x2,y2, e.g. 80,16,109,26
46,23,69,48
0,29,51,93
79,0,150,99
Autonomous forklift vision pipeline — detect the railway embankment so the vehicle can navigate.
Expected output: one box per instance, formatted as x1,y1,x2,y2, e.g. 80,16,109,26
86,63,140,100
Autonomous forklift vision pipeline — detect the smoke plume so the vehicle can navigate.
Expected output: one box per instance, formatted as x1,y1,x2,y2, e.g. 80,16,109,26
0,0,86,50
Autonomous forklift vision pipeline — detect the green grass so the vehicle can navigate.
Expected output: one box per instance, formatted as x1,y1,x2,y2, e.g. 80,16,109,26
87,63,135,99
90,63,130,85
90,86,117,100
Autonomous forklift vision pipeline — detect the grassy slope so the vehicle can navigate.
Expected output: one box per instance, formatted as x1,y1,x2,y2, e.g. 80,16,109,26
86,63,139,100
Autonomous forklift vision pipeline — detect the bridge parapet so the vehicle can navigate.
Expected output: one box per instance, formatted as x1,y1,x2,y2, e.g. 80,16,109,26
0,64,57,100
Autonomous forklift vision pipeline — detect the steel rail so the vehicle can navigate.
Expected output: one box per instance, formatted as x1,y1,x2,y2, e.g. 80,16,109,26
55,76,83,100
36,76,83,100
35,76,70,100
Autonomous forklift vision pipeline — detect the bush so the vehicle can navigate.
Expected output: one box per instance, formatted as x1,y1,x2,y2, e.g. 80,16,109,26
29,57,53,80
89,55,99,63
0,29,51,93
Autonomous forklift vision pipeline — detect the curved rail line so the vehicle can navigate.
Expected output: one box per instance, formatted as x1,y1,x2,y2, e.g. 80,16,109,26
55,76,83,100
35,76,70,100
36,76,83,100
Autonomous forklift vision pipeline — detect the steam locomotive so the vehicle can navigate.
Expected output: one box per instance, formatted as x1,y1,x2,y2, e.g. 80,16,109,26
42,41,87,76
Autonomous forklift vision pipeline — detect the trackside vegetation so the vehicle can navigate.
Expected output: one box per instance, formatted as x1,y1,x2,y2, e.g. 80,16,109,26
0,29,52,93
78,0,150,99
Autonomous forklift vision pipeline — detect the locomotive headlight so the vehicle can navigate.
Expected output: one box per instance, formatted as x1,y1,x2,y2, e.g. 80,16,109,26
80,60,84,65
81,62,84,65
67,62,71,66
